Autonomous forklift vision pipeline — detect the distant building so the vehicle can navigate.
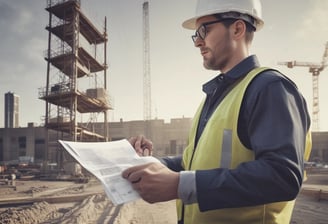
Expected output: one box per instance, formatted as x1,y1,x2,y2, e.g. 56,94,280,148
4,92,19,128
105,117,193,157
0,118,193,165
1,119,327,167
0,123,46,163
311,132,328,163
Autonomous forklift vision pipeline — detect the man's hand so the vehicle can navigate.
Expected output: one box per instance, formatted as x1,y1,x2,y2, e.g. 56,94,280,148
129,135,153,156
122,162,179,203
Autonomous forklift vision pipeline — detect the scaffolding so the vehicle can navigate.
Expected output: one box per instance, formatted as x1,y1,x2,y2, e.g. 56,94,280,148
39,0,111,166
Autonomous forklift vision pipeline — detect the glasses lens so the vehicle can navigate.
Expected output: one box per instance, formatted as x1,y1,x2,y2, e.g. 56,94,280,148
192,25,206,43
192,35,197,43
198,25,206,39
192,19,225,43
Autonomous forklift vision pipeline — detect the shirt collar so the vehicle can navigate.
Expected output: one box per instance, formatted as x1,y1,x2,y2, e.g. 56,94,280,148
202,55,260,94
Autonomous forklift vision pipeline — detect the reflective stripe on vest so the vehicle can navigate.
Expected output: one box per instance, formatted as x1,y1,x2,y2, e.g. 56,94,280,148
221,129,232,168
177,67,312,224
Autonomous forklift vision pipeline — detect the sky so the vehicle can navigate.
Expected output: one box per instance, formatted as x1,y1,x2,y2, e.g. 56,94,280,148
0,0,327,131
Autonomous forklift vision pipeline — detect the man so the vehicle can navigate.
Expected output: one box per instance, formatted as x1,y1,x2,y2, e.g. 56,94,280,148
122,0,312,223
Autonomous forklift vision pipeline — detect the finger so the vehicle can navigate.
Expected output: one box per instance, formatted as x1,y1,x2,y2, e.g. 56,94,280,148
127,171,143,184
129,135,143,155
128,136,137,146
129,135,145,148
121,164,147,179
142,148,152,156
128,136,146,155
140,140,153,156
134,135,144,150
141,139,152,150
131,177,142,184
122,167,133,179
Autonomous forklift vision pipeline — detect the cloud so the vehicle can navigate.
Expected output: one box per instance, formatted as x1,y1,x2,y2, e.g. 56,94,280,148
296,0,328,42
21,37,47,63
0,1,47,81
0,1,34,36
0,2,14,22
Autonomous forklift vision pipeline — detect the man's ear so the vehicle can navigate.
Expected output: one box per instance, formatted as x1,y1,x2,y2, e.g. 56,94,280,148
231,20,246,40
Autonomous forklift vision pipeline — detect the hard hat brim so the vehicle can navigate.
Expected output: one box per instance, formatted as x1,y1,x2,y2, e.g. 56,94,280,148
182,11,264,31
182,9,221,30
182,0,264,30
182,16,199,30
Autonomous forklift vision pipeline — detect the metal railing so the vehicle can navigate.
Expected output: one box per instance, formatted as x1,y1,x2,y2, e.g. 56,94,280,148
46,0,81,8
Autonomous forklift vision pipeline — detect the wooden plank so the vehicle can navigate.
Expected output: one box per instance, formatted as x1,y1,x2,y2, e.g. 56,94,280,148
0,191,104,207
301,188,328,201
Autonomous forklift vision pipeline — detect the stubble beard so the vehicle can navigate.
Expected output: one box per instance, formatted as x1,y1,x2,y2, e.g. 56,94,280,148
203,33,232,71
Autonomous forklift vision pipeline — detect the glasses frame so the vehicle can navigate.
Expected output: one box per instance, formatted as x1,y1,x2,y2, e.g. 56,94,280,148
191,19,230,43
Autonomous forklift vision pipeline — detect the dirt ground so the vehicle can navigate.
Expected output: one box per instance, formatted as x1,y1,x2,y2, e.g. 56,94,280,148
0,173,327,224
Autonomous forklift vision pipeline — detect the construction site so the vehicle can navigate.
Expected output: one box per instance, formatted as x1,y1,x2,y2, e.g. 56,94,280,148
0,1,177,223
40,0,111,167
0,0,328,223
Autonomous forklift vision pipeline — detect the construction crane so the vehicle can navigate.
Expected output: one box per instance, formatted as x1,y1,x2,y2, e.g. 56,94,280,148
278,42,328,131
143,0,151,120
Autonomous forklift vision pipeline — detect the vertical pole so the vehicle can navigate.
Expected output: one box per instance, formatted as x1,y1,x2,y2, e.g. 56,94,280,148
44,2,53,170
312,72,319,131
71,7,79,142
104,16,109,141
143,1,151,121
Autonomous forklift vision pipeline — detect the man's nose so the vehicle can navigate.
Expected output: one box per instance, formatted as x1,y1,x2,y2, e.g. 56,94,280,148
194,36,204,47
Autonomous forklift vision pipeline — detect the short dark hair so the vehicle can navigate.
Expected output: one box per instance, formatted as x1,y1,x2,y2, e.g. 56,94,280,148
214,13,255,43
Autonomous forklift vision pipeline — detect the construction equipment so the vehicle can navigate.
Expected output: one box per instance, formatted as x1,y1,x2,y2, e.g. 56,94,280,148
278,42,328,131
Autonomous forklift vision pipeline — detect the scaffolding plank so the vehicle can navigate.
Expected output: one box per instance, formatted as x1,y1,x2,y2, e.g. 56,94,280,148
45,48,104,77
46,1,106,44
40,90,111,113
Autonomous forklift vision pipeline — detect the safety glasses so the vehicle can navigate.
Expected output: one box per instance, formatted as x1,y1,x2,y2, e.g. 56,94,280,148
191,19,229,43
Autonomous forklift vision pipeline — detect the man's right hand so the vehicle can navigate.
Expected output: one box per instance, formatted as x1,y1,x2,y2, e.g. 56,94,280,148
129,135,153,156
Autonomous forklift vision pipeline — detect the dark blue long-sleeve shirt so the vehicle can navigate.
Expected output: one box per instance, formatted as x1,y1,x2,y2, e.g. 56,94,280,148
161,55,311,211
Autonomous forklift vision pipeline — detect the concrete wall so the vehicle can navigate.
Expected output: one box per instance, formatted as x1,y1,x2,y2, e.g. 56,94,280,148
107,118,192,157
0,125,46,163
311,131,328,162
1,120,327,164
0,118,192,163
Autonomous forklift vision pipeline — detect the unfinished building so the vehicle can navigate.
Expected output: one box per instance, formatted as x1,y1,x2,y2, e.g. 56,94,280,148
39,0,111,168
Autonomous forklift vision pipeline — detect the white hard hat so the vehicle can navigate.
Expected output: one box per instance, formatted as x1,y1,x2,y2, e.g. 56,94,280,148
182,0,264,31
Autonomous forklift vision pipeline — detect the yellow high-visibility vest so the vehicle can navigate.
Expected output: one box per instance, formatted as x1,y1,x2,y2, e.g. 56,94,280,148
177,67,312,224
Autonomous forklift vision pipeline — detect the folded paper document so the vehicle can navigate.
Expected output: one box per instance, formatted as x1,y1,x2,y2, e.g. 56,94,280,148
59,139,159,205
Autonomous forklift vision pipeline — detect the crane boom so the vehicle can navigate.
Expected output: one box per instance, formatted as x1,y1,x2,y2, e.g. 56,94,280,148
277,61,321,69
278,41,327,131
278,42,328,71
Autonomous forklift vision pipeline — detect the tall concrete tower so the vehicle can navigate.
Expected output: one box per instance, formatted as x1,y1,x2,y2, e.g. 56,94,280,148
143,1,151,120
4,92,19,128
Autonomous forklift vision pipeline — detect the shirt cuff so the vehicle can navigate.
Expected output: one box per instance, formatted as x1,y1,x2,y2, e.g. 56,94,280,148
178,171,197,204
